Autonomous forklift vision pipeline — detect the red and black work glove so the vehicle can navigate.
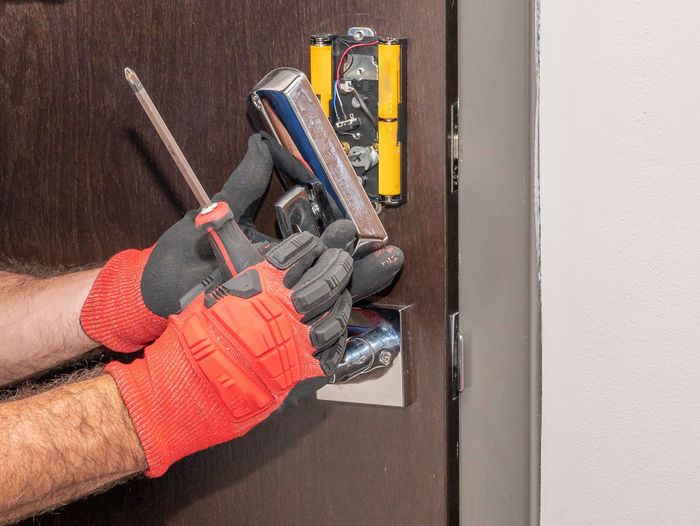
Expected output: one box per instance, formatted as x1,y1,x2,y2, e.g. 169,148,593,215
81,132,403,353
80,135,275,352
106,230,353,477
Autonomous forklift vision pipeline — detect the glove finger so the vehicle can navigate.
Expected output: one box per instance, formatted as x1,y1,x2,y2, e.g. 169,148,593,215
260,132,318,186
316,328,348,375
142,210,216,317
214,134,273,222
265,232,325,287
350,245,404,301
320,219,357,254
309,290,352,351
291,248,353,320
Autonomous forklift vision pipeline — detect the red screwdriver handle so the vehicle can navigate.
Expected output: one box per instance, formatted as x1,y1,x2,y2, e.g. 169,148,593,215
195,201,263,279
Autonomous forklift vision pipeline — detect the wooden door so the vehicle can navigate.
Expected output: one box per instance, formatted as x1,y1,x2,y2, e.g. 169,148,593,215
0,1,458,524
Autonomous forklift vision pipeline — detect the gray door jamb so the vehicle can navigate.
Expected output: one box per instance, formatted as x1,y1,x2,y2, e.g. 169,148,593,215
457,0,541,523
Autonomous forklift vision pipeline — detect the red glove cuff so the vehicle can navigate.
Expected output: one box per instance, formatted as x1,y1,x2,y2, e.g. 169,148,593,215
106,323,247,477
80,248,167,353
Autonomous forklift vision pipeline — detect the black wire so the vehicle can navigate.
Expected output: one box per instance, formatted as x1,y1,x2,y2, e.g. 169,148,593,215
349,85,377,127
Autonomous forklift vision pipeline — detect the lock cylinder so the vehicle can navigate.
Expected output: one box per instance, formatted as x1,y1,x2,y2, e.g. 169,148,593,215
310,34,333,117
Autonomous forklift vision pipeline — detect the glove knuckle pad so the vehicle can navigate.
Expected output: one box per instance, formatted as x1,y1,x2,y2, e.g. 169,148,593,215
310,291,352,350
318,332,348,375
266,231,319,270
181,313,275,421
182,288,311,423
310,320,343,350
291,250,352,313
281,245,325,289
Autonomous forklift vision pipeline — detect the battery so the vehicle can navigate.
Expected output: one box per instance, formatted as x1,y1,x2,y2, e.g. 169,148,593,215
378,38,401,120
378,119,401,197
310,34,333,117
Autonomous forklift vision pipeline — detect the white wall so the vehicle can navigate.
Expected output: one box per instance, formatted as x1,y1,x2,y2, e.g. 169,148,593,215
539,2,700,525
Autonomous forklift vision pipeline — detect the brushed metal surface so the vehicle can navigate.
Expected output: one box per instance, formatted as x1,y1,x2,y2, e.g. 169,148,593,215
458,0,540,524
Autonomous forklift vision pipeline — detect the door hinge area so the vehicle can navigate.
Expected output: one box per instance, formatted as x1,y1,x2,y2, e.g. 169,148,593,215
449,100,459,194
450,312,464,399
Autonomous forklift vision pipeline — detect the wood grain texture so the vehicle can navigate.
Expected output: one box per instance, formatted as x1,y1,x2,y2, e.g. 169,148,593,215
0,1,453,524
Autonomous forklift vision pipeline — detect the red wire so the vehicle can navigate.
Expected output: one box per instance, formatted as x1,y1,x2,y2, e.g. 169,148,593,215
335,40,379,98
292,43,377,174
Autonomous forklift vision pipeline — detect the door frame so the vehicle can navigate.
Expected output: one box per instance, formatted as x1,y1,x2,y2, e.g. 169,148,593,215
457,0,541,524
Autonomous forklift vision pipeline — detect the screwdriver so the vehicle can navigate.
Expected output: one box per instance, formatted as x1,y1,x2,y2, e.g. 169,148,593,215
124,67,262,279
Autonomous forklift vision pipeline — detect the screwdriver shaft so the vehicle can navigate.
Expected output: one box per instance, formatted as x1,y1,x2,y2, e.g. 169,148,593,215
124,67,212,209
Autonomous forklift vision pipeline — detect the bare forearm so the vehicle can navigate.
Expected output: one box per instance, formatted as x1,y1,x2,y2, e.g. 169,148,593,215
0,269,100,385
0,373,146,524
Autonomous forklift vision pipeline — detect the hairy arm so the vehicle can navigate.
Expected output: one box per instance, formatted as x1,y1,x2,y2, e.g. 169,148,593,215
0,269,100,386
0,372,147,524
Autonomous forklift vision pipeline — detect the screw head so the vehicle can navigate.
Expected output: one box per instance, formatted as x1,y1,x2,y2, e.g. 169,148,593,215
378,350,393,366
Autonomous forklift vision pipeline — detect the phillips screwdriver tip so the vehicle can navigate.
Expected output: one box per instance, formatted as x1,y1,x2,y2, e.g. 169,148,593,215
124,67,143,92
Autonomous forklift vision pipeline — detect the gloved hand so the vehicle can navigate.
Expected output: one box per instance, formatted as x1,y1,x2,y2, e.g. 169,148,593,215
80,135,275,352
81,133,403,353
106,230,354,477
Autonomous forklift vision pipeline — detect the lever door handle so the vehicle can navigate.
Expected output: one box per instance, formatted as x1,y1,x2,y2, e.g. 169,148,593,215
330,313,399,384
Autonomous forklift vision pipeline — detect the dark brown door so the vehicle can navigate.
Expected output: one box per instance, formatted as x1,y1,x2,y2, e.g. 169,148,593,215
0,1,457,524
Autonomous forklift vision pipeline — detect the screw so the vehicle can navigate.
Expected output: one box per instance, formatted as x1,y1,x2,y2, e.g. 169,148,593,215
378,350,393,366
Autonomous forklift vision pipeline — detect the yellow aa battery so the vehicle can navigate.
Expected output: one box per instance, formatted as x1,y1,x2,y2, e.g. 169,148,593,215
378,120,401,197
310,35,333,117
378,39,401,120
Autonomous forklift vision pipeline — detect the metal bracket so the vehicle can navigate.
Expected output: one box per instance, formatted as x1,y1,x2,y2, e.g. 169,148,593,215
317,304,411,407
348,27,376,41
450,312,464,399
341,53,379,81
450,100,459,194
